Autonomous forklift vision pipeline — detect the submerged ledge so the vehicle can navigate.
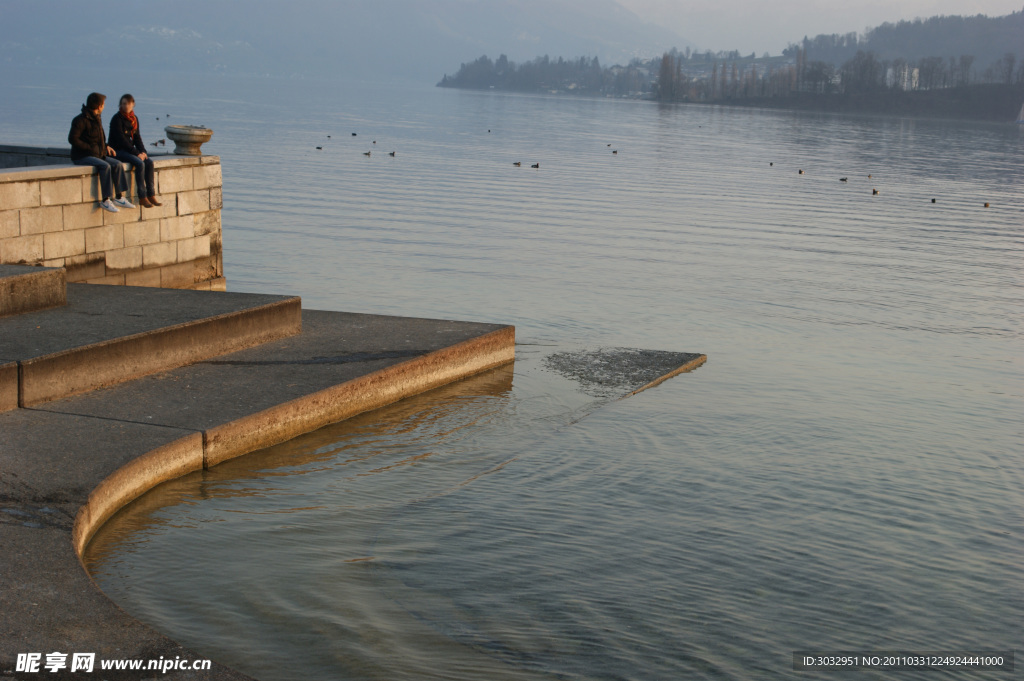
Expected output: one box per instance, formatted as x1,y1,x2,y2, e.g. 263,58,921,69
0,305,513,680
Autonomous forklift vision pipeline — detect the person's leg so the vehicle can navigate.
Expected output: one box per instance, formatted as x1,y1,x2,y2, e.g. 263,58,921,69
116,151,146,199
104,157,130,199
73,156,113,201
143,158,156,198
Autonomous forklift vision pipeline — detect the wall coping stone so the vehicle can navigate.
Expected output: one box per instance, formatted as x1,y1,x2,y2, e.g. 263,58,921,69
0,153,219,185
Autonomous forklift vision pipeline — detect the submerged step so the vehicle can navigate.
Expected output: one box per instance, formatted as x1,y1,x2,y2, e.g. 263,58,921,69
0,264,66,318
0,284,301,408
0,310,514,679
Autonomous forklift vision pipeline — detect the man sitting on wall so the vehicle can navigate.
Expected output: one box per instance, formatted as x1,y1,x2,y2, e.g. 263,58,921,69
68,92,133,213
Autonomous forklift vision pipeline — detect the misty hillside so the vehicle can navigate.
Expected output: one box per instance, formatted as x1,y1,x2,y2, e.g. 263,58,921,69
794,10,1024,70
0,0,688,82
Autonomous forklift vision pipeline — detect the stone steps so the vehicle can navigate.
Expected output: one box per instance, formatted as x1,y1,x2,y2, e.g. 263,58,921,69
0,265,301,410
0,264,66,318
0,266,514,680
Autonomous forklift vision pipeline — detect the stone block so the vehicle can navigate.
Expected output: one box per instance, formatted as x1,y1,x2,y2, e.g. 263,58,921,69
123,219,161,247
0,164,83,182
143,241,177,268
192,163,222,190
1,235,43,263
192,254,220,283
124,267,162,287
65,252,107,282
0,209,18,238
152,157,199,169
43,229,86,259
157,166,194,194
85,224,124,253
41,258,65,268
81,175,100,201
102,204,142,225
105,246,143,271
176,190,210,216
209,187,223,210
160,261,194,288
0,180,40,210
18,205,64,235
85,273,125,285
177,234,211,263
161,215,194,241
144,199,177,219
40,177,83,205
193,210,221,237
209,276,227,291
63,202,104,230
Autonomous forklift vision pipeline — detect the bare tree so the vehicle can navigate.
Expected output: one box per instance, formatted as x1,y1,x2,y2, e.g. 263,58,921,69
997,52,1017,84
917,56,946,89
958,55,974,86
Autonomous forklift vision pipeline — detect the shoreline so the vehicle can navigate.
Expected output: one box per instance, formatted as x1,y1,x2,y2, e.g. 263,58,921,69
437,82,1024,123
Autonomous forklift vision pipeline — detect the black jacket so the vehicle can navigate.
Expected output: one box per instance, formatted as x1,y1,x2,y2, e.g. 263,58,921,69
108,111,147,156
68,105,107,160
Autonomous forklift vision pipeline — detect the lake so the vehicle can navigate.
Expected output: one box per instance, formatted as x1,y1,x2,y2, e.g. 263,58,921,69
3,69,1022,680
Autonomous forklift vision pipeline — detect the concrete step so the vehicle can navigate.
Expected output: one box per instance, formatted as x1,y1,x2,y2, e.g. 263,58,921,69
20,308,514,553
0,264,66,318
0,310,514,678
0,283,301,410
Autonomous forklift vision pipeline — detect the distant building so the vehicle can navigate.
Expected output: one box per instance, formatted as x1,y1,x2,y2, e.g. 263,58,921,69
886,65,919,91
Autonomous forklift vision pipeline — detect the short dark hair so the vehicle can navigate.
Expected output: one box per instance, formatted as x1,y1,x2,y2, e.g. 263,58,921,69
119,93,134,106
86,92,106,109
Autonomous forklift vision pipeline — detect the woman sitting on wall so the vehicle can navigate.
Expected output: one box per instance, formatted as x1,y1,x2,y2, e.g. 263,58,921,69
68,92,132,213
108,94,161,208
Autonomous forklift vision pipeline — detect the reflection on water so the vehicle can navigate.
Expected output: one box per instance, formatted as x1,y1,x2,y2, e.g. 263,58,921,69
9,71,1017,680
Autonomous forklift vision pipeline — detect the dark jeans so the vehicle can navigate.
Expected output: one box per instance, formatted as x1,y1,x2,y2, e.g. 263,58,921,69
115,150,156,198
73,155,128,200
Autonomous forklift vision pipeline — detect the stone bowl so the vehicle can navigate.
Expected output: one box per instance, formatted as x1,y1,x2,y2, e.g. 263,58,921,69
164,125,213,156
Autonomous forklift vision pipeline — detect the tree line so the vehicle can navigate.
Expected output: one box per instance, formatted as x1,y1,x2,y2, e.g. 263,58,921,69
437,10,1024,120
438,54,654,97
656,48,1022,102
785,11,1023,71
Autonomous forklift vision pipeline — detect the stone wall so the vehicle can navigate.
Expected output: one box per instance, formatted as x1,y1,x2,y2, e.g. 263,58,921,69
0,145,72,169
0,148,224,290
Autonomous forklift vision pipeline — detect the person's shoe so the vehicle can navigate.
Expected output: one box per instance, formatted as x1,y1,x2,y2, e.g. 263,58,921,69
113,196,135,208
148,196,163,206
99,198,119,213
139,197,153,208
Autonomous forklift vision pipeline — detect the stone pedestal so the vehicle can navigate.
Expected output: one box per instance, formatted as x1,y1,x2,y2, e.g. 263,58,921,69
164,125,213,156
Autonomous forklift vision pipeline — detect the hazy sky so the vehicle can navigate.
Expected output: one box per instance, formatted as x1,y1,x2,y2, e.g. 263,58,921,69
614,0,1023,53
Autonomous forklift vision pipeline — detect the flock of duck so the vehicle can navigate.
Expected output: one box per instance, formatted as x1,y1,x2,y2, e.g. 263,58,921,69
150,113,169,148
783,161,991,205
314,133,395,157
305,130,992,207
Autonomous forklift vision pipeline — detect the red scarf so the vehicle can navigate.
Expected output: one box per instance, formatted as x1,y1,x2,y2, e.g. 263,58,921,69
124,110,139,133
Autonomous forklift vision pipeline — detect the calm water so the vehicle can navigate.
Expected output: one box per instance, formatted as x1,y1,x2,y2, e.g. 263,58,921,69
4,70,1023,680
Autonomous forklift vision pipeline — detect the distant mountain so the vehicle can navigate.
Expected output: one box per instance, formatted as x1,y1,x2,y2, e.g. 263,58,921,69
0,0,689,82
794,10,1024,72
